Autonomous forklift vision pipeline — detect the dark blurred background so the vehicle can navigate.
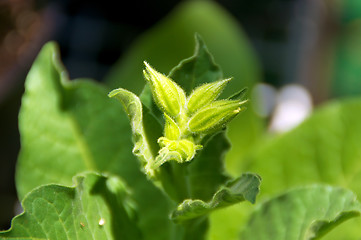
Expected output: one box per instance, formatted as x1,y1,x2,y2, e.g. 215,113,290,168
1,0,360,230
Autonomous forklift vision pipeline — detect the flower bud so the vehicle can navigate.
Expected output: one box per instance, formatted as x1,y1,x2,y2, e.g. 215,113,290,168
143,62,186,118
157,137,203,164
187,100,247,134
176,139,203,162
186,78,231,115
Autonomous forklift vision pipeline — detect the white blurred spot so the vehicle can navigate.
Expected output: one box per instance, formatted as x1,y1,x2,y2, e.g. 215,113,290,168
252,83,278,118
269,84,313,133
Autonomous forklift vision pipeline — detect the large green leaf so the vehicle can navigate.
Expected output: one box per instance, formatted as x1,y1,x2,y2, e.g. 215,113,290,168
17,41,132,198
171,173,261,223
16,42,175,240
240,98,361,239
207,98,361,240
241,185,361,240
242,98,361,199
0,172,142,240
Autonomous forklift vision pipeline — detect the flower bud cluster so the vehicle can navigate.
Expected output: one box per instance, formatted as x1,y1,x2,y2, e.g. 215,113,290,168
143,62,247,169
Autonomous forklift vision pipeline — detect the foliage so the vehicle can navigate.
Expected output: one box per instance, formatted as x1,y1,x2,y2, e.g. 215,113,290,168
241,185,361,240
2,2,361,238
0,36,263,240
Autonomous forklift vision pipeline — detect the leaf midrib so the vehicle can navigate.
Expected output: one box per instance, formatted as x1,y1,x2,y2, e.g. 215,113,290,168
68,115,97,171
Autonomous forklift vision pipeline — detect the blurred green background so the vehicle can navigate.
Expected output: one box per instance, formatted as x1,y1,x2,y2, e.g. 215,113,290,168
1,0,361,236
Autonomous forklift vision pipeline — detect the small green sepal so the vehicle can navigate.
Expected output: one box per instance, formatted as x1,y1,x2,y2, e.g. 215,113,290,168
164,113,181,140
158,138,202,161
149,137,202,169
228,87,248,100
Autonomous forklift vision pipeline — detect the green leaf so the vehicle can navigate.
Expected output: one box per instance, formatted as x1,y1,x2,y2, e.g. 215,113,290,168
170,173,261,223
241,98,361,239
17,41,132,197
187,131,230,201
240,185,361,240
340,0,361,23
0,172,142,240
168,34,222,94
331,19,361,97
178,218,209,240
16,42,175,240
243,98,361,198
108,88,162,176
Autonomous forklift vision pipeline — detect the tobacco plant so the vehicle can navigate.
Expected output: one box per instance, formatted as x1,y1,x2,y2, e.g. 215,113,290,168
1,34,361,240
